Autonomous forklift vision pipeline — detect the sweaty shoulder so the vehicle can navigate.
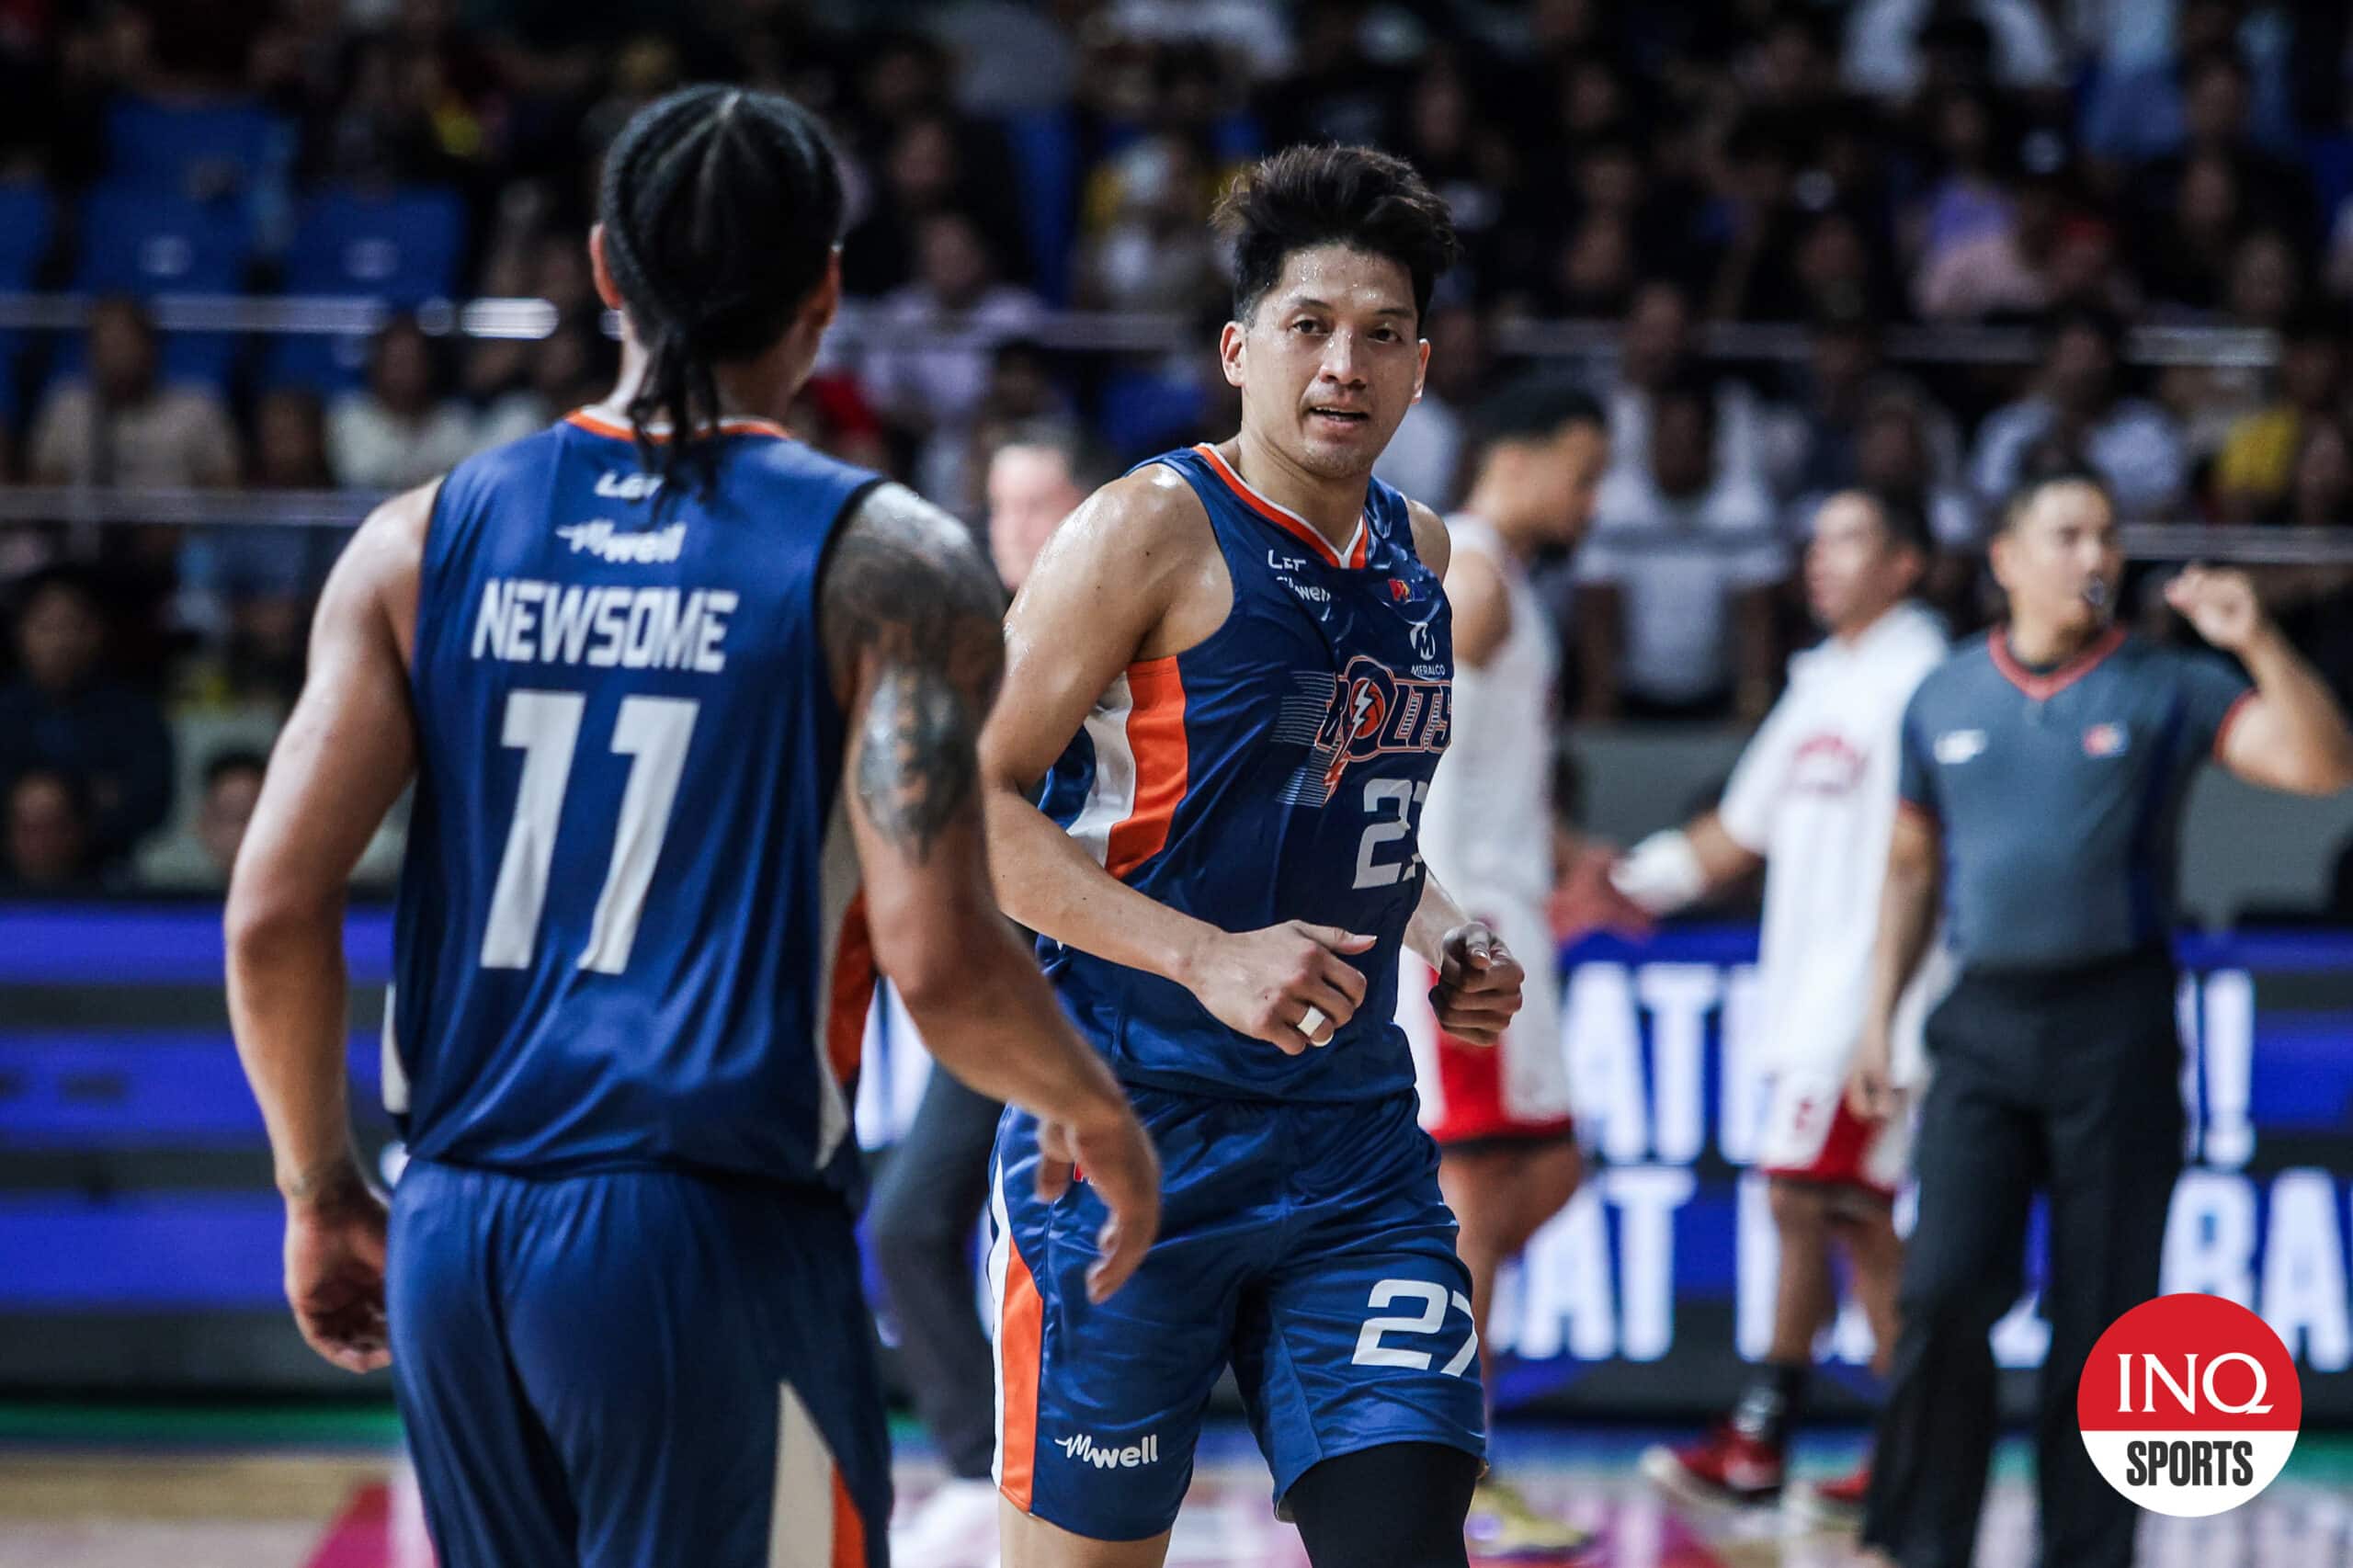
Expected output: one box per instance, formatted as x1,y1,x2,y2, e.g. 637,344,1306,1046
819,482,1007,708
1404,497,1451,579
1021,460,1228,662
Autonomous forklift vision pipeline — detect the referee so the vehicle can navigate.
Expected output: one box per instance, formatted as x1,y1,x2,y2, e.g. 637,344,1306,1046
1847,470,2353,1568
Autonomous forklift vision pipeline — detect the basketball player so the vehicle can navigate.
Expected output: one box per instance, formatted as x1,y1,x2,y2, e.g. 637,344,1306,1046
224,87,1158,1568
1620,492,1945,1520
978,146,1519,1568
1398,380,1615,1558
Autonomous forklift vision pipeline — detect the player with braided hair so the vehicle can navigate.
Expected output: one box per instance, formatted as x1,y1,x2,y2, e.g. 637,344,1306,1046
228,84,1160,1568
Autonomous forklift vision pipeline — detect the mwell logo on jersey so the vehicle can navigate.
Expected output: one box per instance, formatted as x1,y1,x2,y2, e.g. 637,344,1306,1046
2078,1292,2302,1517
1056,1433,1161,1470
556,519,686,564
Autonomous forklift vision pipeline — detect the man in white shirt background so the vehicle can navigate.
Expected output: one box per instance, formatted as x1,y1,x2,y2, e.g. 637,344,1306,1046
1970,307,2188,519
1576,374,1788,721
1609,490,1949,1525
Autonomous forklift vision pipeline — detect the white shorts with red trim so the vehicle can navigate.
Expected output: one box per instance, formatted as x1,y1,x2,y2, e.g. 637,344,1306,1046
1403,896,1574,1145
1754,1063,1908,1197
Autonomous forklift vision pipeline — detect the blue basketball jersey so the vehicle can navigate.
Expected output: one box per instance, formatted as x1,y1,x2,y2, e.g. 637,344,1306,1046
390,410,883,1195
1036,443,1453,1102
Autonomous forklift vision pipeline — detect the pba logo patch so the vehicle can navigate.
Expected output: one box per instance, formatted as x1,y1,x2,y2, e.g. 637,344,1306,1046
2083,722,2129,757
2078,1293,2301,1517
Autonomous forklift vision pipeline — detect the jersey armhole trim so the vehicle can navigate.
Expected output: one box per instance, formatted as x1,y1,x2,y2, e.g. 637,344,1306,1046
2211,687,2259,762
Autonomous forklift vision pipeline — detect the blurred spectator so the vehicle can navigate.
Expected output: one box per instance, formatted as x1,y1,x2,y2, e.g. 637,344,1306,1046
28,298,241,487
2136,151,2255,315
475,312,620,449
983,422,1099,593
1574,376,1786,721
329,316,482,490
836,37,1027,298
2272,415,2353,528
2,766,99,893
1374,301,1484,511
2130,47,2315,246
1786,311,1963,501
949,339,1078,517
1601,280,1798,500
1853,392,1981,556
176,389,340,699
788,369,895,476
1915,158,2129,322
1843,0,2065,99
1260,0,1401,148
2249,418,2353,703
1703,112,1817,324
2080,0,2298,166
1074,132,1222,316
859,210,1049,506
138,747,267,890
2215,304,2350,519
0,569,173,869
1792,387,1984,623
1971,310,2188,517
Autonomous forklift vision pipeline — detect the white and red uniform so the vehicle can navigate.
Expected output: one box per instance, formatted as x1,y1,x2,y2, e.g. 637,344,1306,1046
1404,515,1575,1144
1722,601,1950,1195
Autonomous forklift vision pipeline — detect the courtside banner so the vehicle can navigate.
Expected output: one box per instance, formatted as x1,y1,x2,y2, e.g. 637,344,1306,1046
1,906,2351,1407
2078,1293,2302,1517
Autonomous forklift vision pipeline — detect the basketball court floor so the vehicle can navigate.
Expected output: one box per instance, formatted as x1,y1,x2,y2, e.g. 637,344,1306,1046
1,1408,2347,1567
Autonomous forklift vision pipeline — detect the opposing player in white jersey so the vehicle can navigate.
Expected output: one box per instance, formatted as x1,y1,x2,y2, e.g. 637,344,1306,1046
1401,381,1618,1558
1618,491,1947,1523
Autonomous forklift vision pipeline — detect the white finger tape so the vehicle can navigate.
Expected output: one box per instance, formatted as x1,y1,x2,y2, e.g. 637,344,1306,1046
1299,1006,1329,1043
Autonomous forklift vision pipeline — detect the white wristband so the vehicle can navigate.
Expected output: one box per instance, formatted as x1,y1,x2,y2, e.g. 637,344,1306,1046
1611,829,1706,915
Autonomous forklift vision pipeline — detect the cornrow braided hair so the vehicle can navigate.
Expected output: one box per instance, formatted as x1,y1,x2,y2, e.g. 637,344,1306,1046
597,85,847,500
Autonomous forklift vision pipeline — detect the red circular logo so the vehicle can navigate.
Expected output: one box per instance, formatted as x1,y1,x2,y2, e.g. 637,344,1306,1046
2077,1293,2301,1517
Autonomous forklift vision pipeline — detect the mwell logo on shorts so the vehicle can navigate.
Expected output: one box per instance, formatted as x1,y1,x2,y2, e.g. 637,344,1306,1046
1056,1433,1161,1471
2077,1292,2302,1518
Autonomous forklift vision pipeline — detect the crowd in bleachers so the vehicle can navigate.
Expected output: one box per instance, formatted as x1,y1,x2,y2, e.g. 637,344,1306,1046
8,0,2353,890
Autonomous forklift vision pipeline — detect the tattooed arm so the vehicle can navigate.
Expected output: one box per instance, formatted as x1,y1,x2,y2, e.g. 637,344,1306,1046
821,483,1159,1299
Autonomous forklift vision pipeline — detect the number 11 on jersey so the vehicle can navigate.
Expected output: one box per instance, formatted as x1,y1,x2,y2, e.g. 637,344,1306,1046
481,688,699,975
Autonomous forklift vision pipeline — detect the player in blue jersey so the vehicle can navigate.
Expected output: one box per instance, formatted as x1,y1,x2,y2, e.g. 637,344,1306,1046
978,146,1523,1568
225,86,1158,1568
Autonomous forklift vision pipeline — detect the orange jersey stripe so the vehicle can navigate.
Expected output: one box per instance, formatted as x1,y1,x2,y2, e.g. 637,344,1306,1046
563,408,793,442
997,1238,1044,1512
830,1466,868,1568
824,893,873,1087
1104,657,1188,881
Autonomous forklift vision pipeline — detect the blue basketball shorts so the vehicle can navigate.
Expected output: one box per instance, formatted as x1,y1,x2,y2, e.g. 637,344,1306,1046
388,1159,889,1568
989,1085,1485,1541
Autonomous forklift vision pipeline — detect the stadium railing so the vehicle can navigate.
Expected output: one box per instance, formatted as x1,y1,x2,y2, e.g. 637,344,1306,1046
0,291,2294,366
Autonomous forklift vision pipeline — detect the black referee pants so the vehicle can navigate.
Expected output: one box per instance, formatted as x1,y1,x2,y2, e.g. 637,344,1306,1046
1862,950,2183,1568
867,1066,1005,1481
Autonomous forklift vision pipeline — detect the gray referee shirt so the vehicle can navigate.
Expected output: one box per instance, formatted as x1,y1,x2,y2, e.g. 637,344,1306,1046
1897,628,2252,974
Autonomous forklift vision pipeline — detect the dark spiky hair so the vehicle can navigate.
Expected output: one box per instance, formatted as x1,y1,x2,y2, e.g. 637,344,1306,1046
597,85,846,496
1472,377,1606,454
1212,144,1461,328
2001,464,2113,531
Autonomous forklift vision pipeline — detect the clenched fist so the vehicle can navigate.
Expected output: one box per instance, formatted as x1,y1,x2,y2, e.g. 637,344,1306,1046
1429,921,1525,1046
